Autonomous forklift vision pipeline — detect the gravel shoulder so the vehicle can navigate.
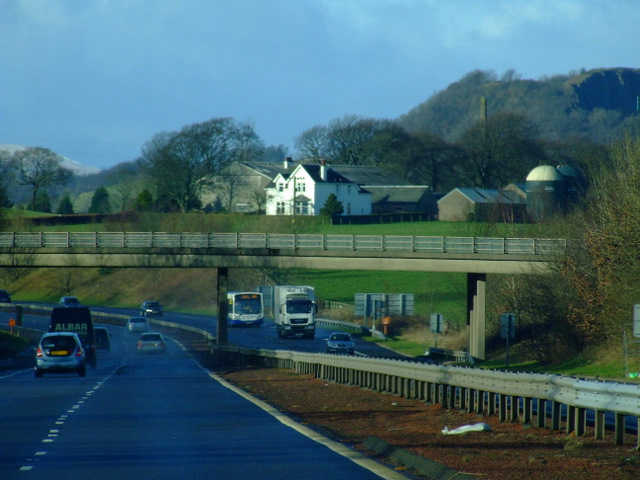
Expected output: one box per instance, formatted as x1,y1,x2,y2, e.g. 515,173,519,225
217,366,640,480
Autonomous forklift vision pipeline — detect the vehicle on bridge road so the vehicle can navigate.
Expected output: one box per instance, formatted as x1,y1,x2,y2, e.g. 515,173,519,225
140,300,163,317
59,296,81,307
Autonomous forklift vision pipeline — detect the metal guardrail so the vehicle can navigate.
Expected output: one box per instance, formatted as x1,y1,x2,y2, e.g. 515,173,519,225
0,232,567,256
213,344,640,448
9,303,638,447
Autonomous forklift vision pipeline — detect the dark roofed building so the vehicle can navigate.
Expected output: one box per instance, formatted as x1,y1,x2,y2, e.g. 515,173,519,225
366,185,437,217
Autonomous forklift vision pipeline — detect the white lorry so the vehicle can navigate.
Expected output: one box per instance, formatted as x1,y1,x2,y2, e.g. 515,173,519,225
273,285,316,339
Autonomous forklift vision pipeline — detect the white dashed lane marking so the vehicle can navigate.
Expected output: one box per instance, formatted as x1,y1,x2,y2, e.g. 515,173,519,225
18,367,119,473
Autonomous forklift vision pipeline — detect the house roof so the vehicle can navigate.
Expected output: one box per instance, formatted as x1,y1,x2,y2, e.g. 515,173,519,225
329,165,413,186
240,161,294,179
259,161,414,189
503,183,527,198
438,187,526,205
264,163,392,190
300,164,355,184
366,186,432,203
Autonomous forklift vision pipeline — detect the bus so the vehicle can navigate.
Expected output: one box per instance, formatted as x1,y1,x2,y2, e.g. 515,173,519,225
226,292,264,327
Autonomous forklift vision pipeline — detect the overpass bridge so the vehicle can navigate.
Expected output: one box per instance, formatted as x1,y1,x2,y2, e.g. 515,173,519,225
0,232,564,359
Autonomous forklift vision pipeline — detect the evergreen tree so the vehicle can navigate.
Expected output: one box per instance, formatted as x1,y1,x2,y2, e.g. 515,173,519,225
0,183,11,209
133,189,153,211
56,193,74,214
88,187,111,214
29,190,52,213
319,193,343,217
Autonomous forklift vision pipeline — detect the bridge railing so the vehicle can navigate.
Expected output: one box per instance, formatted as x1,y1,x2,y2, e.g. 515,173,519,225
0,232,567,256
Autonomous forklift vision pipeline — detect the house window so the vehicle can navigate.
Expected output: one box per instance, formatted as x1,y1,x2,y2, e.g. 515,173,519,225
278,183,284,192
296,182,305,192
347,202,351,214
294,200,309,215
276,202,285,214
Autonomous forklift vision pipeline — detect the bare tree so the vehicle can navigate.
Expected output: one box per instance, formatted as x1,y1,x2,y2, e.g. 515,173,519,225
295,125,328,163
325,115,381,165
108,165,139,212
217,164,248,211
8,147,73,209
295,115,388,165
139,118,263,212
249,189,267,214
455,113,545,188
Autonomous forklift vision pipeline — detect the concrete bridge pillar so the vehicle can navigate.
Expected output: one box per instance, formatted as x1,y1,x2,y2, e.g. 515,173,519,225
467,273,486,360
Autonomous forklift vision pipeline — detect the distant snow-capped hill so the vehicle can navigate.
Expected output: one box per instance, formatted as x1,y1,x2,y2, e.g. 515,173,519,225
0,144,100,176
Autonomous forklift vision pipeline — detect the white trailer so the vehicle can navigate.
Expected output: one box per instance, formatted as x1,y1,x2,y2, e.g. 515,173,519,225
273,285,316,339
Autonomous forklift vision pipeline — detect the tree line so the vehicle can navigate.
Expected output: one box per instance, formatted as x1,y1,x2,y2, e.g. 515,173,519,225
4,68,638,215
103,109,616,214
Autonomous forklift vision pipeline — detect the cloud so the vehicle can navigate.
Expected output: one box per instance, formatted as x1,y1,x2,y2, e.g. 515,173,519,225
1,0,639,169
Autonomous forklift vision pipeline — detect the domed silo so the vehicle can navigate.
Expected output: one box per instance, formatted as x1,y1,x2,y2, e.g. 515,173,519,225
557,165,587,209
526,165,565,221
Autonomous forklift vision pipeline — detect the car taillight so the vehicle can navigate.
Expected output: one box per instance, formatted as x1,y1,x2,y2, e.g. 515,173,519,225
76,347,84,357
137,341,142,348
36,346,43,358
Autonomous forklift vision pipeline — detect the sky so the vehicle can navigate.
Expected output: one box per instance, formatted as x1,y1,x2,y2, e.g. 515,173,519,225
2,0,639,171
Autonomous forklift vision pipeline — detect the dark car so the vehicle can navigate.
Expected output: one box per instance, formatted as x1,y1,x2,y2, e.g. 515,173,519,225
35,332,86,377
140,300,163,317
0,289,11,303
94,327,111,352
59,296,81,307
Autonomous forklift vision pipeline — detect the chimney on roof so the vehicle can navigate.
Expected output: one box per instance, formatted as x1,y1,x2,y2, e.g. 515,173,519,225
320,159,327,181
284,156,292,169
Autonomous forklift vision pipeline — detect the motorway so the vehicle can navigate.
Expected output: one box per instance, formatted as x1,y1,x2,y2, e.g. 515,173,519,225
0,309,410,480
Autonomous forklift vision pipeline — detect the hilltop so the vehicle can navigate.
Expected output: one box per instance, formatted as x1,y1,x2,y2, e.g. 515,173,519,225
399,67,640,143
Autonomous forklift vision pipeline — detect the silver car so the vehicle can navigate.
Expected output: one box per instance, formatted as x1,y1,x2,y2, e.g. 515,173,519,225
35,332,87,377
137,332,167,353
326,332,355,355
127,316,150,333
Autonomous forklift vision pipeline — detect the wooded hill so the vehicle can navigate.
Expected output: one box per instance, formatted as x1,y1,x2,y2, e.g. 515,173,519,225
399,67,640,144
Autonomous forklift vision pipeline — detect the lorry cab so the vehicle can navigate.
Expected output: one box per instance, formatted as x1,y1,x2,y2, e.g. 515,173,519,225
273,285,317,339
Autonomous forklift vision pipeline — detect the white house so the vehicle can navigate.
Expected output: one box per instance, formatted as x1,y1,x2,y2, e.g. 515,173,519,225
265,161,372,216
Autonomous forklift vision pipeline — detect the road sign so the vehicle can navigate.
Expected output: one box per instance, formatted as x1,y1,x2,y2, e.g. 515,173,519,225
430,313,444,334
500,313,516,339
634,304,640,338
